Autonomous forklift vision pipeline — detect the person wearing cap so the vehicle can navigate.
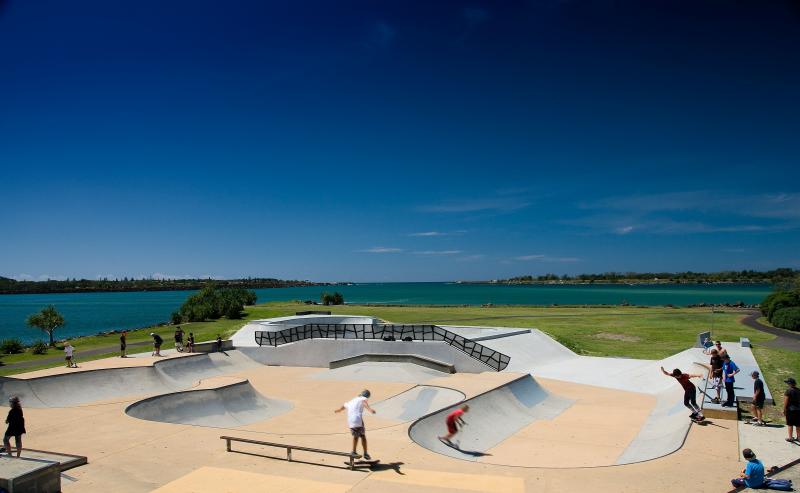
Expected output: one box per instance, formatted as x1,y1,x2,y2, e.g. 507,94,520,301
64,341,77,368
784,377,800,442
721,353,740,407
150,332,163,356
3,396,25,458
749,371,765,426
730,448,764,488
661,367,705,421
334,389,376,460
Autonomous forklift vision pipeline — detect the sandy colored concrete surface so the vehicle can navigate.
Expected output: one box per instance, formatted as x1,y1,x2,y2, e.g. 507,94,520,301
150,466,353,493
478,379,655,467
13,352,195,379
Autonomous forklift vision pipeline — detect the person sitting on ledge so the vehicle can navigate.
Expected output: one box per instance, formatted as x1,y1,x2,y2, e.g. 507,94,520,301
731,448,764,489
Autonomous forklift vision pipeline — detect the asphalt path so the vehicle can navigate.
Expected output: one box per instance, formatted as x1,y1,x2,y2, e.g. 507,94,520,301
739,311,800,352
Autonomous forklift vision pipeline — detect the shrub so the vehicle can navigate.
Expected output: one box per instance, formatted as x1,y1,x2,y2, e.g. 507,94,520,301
178,284,255,322
772,307,800,331
0,339,24,354
766,292,800,322
320,292,345,306
170,311,183,325
30,341,49,355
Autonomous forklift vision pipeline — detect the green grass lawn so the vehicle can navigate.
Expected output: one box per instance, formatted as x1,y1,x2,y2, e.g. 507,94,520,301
1,300,797,423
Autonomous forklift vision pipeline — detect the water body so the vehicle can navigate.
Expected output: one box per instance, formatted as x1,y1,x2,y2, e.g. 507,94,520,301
0,283,771,343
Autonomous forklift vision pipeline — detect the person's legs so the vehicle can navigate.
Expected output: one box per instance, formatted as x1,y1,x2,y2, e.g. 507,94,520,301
13,435,21,457
360,436,368,455
3,435,11,456
724,382,735,406
351,436,359,454
731,478,746,488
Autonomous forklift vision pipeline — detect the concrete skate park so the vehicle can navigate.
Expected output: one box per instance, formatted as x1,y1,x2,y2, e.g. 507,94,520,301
0,314,786,492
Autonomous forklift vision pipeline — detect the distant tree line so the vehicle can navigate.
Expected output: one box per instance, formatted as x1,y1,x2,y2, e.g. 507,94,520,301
0,276,322,295
761,275,800,331
495,269,799,284
174,284,258,323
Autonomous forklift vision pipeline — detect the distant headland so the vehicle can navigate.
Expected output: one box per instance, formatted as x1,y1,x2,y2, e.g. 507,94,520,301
462,268,798,285
0,277,326,295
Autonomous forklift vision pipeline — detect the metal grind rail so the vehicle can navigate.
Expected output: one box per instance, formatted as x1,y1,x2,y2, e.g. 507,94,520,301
220,436,361,470
254,323,510,371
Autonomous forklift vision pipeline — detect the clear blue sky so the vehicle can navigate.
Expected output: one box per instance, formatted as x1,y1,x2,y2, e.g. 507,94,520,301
1,1,799,282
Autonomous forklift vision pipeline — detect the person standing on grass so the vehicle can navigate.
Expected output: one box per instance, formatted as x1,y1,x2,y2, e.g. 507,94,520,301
187,332,195,353
439,405,470,445
174,326,184,352
3,397,25,458
64,341,77,368
119,331,127,358
708,348,724,404
334,390,376,460
784,377,800,442
150,332,163,356
721,354,740,407
749,371,766,426
730,448,764,489
661,367,705,420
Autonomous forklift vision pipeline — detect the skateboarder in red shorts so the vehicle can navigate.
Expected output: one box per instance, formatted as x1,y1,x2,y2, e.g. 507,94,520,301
439,405,469,445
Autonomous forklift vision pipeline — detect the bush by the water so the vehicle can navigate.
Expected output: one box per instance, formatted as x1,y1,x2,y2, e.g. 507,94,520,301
772,307,800,331
30,340,49,355
177,284,257,322
761,291,800,320
320,291,344,306
0,339,24,354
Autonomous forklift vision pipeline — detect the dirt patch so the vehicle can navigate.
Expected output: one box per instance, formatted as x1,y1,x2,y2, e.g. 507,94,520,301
593,332,642,342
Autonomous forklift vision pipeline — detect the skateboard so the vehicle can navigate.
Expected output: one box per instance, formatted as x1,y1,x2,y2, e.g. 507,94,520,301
345,459,380,467
690,414,706,423
438,437,461,450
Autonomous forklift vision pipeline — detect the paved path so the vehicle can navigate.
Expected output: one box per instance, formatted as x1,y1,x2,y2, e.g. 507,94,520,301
0,341,152,370
739,311,800,352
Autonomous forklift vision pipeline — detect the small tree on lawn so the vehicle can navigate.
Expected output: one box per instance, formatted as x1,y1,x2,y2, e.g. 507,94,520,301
26,305,65,347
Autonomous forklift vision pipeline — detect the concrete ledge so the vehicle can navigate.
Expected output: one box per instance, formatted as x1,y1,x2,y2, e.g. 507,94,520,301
329,354,456,373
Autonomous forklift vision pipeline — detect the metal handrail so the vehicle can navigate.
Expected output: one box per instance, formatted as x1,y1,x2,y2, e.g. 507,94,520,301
254,323,510,371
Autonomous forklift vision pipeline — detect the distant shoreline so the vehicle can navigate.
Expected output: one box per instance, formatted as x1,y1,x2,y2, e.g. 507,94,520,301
459,280,774,286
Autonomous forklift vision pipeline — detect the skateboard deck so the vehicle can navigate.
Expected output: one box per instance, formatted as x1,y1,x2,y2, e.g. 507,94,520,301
346,459,380,467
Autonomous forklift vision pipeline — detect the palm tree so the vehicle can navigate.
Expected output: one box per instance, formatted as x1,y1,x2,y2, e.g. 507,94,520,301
26,305,65,347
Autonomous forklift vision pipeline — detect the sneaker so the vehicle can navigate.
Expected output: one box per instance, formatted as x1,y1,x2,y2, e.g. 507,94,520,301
363,453,372,461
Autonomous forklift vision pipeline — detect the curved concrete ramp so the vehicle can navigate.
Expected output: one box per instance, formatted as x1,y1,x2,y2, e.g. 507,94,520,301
372,385,465,421
409,375,573,461
0,351,259,408
125,379,292,428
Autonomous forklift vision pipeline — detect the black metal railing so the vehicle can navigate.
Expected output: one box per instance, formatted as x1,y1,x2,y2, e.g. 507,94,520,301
254,323,510,372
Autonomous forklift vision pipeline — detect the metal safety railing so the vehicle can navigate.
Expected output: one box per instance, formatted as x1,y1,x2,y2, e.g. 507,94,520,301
254,323,510,371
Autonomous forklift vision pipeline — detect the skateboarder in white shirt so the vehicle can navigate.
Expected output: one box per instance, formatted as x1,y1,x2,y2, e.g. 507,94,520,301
64,342,77,368
334,389,376,460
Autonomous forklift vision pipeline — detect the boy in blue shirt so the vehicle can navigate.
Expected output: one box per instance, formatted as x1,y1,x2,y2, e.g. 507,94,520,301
730,448,764,488
721,354,740,407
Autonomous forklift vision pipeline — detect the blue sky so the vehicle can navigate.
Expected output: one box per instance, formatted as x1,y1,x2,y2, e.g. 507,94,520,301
1,0,799,282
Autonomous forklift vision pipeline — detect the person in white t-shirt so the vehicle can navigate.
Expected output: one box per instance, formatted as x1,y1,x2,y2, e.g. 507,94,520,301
64,342,76,368
334,389,376,460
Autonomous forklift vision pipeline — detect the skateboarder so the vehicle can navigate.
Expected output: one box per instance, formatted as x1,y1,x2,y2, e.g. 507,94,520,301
730,448,764,489
64,341,77,368
334,390,376,460
119,331,127,358
661,367,704,421
439,405,470,445
187,332,195,353
749,371,766,426
3,396,25,458
784,377,800,442
150,332,163,356
174,326,184,352
708,348,723,404
721,353,740,407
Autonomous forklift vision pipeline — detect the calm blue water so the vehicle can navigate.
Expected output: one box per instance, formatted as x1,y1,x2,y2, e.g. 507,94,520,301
0,283,772,343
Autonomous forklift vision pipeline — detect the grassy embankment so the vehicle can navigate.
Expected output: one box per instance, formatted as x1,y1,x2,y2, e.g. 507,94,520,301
2,302,797,421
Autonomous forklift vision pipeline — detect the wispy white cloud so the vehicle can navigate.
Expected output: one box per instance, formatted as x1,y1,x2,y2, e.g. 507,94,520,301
419,197,529,214
357,246,403,253
457,254,485,262
412,250,463,256
408,230,467,237
515,254,581,263
615,226,635,235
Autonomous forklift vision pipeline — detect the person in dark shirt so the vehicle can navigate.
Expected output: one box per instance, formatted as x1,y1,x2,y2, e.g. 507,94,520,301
661,367,705,421
784,377,800,442
3,396,25,458
174,326,185,352
216,335,224,353
150,332,163,356
119,331,127,358
708,349,724,404
187,333,195,353
750,371,766,426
